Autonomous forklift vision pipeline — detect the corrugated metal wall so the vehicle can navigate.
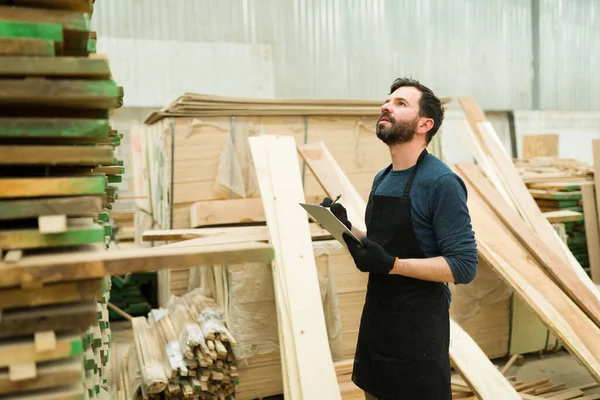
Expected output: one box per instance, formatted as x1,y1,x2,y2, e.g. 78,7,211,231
92,0,533,109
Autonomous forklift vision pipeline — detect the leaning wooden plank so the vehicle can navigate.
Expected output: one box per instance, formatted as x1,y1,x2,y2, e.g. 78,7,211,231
0,57,110,79
143,223,330,243
456,163,600,328
0,176,106,198
0,334,82,368
0,80,118,109
302,142,521,398
0,0,92,12
0,118,110,139
0,38,54,56
0,301,96,339
0,279,102,309
298,141,367,231
0,241,274,288
249,136,300,399
581,185,600,283
0,223,104,250
0,6,90,56
458,98,600,309
0,145,113,166
449,319,521,399
0,196,103,221
0,384,84,400
189,196,322,227
465,186,600,380
0,358,82,395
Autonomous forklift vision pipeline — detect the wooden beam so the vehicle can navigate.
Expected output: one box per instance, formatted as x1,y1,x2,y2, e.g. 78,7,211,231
0,279,102,309
450,320,521,399
0,334,82,367
0,358,83,396
0,38,54,56
461,175,600,380
457,163,600,328
0,241,274,288
0,118,110,139
0,384,84,400
250,135,341,399
0,0,92,13
0,222,104,250
0,56,110,79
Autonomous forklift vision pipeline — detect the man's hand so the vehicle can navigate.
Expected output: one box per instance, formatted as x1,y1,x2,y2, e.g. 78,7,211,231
343,234,395,274
320,197,352,230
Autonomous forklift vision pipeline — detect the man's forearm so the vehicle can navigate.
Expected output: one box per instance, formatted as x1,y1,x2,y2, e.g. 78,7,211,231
390,256,455,283
351,226,366,239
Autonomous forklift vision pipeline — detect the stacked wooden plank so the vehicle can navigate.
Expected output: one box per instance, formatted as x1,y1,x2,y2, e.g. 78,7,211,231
0,1,126,398
123,290,239,400
456,98,600,382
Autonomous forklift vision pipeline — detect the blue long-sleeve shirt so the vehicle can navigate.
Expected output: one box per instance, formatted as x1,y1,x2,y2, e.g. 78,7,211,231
371,153,478,303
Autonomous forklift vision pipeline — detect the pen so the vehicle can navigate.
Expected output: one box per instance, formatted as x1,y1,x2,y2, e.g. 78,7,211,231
331,194,342,205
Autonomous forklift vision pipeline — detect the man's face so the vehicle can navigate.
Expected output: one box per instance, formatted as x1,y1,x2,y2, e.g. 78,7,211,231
376,86,422,145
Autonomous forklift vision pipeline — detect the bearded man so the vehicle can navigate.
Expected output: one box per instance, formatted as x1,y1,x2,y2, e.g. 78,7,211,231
321,78,478,399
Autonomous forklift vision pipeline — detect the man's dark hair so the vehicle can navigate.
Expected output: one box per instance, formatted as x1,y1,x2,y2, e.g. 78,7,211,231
389,78,444,144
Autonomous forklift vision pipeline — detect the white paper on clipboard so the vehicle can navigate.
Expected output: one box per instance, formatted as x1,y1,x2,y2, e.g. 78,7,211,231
299,203,362,247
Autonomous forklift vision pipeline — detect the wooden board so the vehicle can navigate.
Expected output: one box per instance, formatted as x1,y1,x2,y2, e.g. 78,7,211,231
298,141,367,231
0,384,84,400
300,141,521,397
0,20,62,50
529,189,581,201
0,80,118,109
0,241,274,288
0,6,90,56
456,162,600,329
252,135,346,398
593,140,600,281
0,358,82,395
0,38,54,56
449,319,521,399
0,145,113,165
0,301,96,339
458,98,600,316
0,118,110,139
543,210,584,223
522,134,559,159
0,57,110,79
0,196,103,221
0,279,101,309
189,196,321,227
0,176,106,198
458,172,600,380
0,333,81,367
581,185,600,284
0,0,92,12
0,222,104,250
509,295,549,355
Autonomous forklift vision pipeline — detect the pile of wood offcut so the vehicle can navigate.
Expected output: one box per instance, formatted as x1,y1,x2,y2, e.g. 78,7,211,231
121,290,238,400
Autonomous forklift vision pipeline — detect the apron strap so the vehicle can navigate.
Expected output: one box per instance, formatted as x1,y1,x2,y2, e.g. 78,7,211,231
402,148,429,197
372,163,393,193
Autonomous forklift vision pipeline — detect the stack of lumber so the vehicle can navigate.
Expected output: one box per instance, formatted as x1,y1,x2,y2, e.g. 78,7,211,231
111,210,135,244
516,156,593,185
455,98,600,383
0,1,128,398
122,290,238,400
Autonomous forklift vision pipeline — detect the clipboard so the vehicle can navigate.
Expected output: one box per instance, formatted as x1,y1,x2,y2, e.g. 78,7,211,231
299,203,362,247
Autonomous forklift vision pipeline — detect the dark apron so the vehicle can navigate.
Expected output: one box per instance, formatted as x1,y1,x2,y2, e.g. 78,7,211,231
351,149,451,400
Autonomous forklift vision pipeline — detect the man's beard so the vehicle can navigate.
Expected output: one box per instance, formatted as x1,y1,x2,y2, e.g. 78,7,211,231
376,113,419,145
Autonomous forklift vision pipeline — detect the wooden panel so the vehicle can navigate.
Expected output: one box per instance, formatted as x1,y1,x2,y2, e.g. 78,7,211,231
581,184,600,283
522,134,559,159
0,279,101,309
510,295,549,355
457,162,600,328
0,57,110,79
0,196,102,220
249,135,341,399
450,319,521,399
0,80,118,109
0,176,106,198
0,38,54,56
461,175,600,380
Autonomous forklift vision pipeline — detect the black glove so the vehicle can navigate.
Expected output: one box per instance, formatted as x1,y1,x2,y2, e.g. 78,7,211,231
320,197,352,230
343,233,395,274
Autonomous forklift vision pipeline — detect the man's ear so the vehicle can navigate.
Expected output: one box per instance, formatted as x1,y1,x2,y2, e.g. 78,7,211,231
417,118,434,134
